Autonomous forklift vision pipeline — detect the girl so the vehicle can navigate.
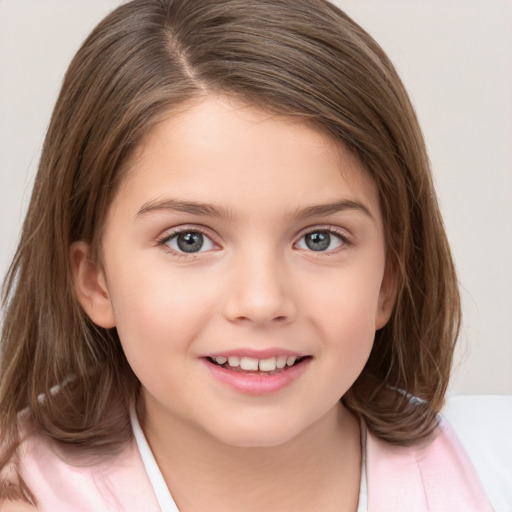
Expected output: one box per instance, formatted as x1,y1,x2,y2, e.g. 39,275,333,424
0,0,509,510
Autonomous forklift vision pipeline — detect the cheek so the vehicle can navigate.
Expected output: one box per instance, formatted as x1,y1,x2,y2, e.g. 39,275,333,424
106,262,222,352
306,265,383,327
302,264,383,366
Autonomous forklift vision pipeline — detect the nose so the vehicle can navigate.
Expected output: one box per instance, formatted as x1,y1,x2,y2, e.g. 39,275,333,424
222,249,297,326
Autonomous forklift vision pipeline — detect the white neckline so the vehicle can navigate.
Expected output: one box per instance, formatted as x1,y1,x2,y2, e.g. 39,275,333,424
130,406,368,512
130,407,179,511
357,421,368,512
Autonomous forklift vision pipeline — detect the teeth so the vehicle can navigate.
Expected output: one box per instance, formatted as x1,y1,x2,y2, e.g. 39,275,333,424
276,356,287,369
240,357,259,371
228,356,240,367
286,356,297,366
214,354,303,371
259,357,277,372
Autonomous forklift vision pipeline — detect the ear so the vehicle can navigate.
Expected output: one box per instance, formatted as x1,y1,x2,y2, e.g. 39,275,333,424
70,241,116,328
375,259,398,330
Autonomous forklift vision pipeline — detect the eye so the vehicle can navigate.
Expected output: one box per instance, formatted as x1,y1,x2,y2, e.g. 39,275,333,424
162,230,216,254
296,230,345,252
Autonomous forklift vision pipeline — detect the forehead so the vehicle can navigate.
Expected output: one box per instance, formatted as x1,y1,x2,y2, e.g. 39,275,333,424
111,96,381,222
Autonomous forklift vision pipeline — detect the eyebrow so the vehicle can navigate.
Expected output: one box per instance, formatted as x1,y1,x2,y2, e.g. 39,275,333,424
136,197,374,222
295,199,375,222
136,198,235,220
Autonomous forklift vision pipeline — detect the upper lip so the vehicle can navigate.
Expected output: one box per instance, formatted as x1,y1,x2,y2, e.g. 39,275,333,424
204,348,307,359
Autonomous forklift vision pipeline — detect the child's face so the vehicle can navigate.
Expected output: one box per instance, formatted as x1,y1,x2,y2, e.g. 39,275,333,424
76,96,395,447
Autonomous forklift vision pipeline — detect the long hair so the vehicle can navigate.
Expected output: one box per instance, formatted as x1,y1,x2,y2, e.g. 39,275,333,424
1,0,460,494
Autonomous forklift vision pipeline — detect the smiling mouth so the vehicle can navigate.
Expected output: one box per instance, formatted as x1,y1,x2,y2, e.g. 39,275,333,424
206,355,311,375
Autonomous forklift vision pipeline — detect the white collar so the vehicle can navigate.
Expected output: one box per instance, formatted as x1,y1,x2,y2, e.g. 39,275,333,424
131,407,178,511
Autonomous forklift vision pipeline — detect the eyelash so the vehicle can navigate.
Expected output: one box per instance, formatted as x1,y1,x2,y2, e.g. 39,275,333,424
155,226,218,259
155,225,352,258
294,226,352,254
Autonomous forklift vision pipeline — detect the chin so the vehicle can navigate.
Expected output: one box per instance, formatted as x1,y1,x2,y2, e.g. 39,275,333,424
217,430,300,449
202,413,309,449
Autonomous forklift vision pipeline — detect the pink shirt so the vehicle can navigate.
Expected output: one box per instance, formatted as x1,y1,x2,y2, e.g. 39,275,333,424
4,400,503,511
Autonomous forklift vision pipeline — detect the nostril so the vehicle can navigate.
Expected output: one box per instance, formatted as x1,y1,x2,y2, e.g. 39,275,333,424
234,315,251,323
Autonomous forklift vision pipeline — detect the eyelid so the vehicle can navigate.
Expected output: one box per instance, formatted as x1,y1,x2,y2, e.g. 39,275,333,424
155,225,221,255
294,225,353,251
154,223,352,257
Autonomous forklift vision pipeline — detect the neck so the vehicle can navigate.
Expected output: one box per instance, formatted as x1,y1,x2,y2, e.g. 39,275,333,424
138,397,362,512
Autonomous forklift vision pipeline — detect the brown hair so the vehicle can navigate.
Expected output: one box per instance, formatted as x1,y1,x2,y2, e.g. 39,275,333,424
1,0,460,497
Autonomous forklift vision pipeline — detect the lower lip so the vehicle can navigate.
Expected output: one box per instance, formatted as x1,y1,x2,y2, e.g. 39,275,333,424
202,358,311,395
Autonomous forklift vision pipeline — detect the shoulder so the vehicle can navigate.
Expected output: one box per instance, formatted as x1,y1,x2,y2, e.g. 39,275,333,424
2,410,161,511
0,463,36,510
365,395,511,511
0,501,37,512
441,394,512,512
0,410,33,508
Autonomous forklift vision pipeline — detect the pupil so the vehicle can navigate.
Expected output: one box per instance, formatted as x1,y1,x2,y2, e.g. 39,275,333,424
177,232,204,253
305,231,330,251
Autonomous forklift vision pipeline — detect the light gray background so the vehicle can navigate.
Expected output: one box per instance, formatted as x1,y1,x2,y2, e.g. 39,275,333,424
1,0,511,395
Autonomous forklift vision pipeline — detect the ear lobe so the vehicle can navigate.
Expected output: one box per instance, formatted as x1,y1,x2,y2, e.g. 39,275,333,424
70,241,116,328
375,260,398,330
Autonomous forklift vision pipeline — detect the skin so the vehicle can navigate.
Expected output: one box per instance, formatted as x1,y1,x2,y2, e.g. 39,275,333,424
72,96,396,511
